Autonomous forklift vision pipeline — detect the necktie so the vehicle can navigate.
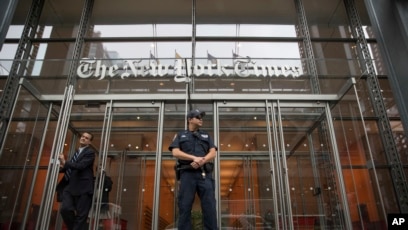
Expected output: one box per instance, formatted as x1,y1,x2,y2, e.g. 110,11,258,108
64,150,79,181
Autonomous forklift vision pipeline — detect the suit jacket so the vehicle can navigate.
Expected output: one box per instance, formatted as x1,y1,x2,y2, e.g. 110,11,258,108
56,146,95,199
101,175,113,211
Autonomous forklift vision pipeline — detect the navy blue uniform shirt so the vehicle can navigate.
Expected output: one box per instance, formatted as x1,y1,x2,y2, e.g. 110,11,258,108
169,130,217,165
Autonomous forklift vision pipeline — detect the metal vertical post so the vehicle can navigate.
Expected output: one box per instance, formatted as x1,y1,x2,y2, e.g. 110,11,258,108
37,0,95,229
316,118,344,228
307,134,325,229
324,104,353,229
191,0,196,92
265,101,279,230
294,0,344,224
276,101,294,230
89,101,113,230
152,103,164,230
294,0,321,94
0,0,44,152
344,0,408,212
0,0,19,50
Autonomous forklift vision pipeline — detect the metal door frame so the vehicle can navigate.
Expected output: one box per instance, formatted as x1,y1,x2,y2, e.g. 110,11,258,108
273,100,352,229
215,101,275,229
89,101,164,230
215,100,352,230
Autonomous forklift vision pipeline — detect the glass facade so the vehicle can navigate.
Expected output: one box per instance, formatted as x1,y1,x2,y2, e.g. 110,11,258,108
0,0,406,229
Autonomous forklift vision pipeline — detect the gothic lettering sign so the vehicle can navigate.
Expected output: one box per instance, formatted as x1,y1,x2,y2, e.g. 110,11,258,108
77,58,302,82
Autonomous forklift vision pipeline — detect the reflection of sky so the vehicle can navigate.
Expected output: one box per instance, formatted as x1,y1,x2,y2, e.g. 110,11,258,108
92,24,300,60
0,26,51,74
0,26,23,73
0,24,301,74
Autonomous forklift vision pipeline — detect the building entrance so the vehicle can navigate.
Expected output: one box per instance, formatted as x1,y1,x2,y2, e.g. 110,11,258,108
85,101,352,229
215,102,351,229
0,98,355,229
88,102,163,230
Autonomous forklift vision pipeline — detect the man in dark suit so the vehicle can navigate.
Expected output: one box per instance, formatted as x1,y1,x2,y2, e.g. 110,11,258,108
57,132,96,230
101,175,113,213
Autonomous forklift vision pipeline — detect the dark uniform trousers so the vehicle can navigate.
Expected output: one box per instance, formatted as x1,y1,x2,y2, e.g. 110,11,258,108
178,169,217,230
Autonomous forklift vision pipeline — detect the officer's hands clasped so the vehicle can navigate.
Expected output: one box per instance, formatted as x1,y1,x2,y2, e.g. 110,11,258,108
191,156,206,169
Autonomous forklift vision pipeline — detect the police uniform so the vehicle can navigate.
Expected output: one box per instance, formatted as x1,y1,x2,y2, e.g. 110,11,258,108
169,129,218,230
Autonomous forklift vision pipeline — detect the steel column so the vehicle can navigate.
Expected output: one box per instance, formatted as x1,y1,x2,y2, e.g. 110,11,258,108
294,0,321,94
345,0,408,212
0,0,44,152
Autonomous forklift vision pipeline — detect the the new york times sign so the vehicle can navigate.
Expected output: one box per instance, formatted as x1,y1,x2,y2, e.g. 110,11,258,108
76,58,301,82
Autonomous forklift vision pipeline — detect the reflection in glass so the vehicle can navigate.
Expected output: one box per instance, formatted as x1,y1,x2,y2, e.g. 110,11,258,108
218,106,275,228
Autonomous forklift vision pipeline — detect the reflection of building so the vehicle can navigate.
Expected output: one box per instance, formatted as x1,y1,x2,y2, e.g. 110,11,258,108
84,31,103,58
1,0,408,230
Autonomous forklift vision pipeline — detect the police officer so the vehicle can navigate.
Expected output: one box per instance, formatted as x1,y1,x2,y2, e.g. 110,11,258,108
169,109,218,230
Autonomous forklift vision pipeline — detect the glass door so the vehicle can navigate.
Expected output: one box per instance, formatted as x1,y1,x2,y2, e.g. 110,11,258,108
89,102,163,230
217,102,276,230
273,102,352,229
160,103,216,230
216,101,353,230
